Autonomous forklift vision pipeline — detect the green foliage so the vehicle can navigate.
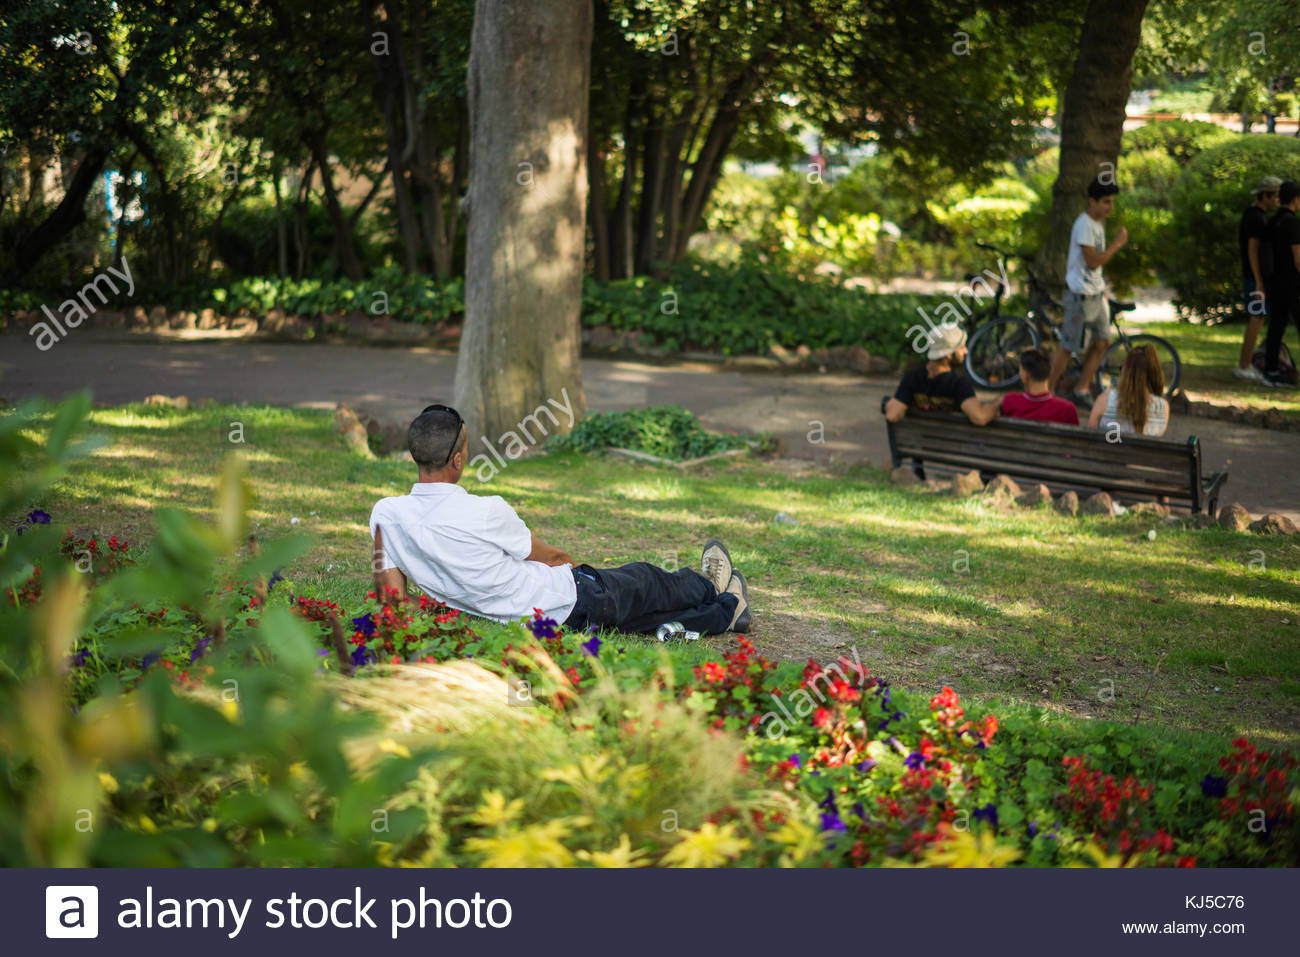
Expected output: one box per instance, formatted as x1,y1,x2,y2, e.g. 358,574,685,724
582,258,941,358
1121,119,1235,166
549,407,749,461
705,159,1034,282
1167,135,1300,321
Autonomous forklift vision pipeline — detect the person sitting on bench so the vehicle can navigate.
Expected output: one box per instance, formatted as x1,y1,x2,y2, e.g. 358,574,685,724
1087,344,1169,437
1000,348,1080,425
368,403,751,636
883,322,1003,426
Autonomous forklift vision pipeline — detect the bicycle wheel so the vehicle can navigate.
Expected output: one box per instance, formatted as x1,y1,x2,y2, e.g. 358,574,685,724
966,315,1039,390
1096,334,1182,396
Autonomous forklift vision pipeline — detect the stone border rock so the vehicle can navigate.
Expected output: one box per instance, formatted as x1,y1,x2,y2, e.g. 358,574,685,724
1169,389,1299,434
887,467,1296,535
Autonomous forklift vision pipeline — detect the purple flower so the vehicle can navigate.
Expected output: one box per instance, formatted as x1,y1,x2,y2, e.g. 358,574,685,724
190,635,212,663
1201,774,1229,798
973,803,999,829
852,802,867,820
878,710,905,731
580,635,602,657
1027,820,1038,838
904,751,925,770
818,791,838,811
27,509,51,525
527,614,560,640
316,648,330,656
856,759,876,773
350,645,371,667
141,651,160,670
819,811,847,833
789,753,802,768
351,614,376,637
68,648,90,668
267,570,284,593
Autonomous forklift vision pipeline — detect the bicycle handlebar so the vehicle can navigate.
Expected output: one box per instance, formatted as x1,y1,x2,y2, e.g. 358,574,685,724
974,241,1049,291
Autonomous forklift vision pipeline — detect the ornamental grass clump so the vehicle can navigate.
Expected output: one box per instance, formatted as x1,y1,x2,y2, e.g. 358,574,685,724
334,644,808,867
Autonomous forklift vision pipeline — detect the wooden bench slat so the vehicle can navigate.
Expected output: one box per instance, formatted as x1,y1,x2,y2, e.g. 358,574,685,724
883,406,1227,515
897,422,1190,471
895,449,1195,497
894,437,1187,483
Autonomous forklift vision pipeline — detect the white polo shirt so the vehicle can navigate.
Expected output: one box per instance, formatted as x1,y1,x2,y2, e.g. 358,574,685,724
368,483,577,623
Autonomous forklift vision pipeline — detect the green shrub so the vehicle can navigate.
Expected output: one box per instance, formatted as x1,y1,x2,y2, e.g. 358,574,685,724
1121,119,1236,166
1167,135,1300,321
548,406,749,460
1105,148,1181,293
581,258,942,359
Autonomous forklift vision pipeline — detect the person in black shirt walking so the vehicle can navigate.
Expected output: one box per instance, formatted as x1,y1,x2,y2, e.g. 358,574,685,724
1234,176,1280,381
1263,180,1300,388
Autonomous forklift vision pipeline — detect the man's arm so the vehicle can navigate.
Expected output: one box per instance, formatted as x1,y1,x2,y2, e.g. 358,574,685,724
960,395,1001,426
1291,241,1300,273
371,525,408,594
1248,237,1265,291
1080,226,1128,270
884,397,908,422
527,533,575,567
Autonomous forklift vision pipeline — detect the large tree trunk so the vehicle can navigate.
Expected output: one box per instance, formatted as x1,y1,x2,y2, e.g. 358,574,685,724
587,135,611,281
307,134,364,280
454,0,591,448
1036,0,1150,291
7,146,109,283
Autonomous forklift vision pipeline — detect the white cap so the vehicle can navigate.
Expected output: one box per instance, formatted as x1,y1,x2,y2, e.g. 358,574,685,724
927,323,966,360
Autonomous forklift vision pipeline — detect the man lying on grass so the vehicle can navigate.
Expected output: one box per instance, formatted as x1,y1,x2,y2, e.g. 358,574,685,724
369,403,751,636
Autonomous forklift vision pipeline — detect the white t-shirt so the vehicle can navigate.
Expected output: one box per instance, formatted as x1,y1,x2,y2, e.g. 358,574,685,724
1066,212,1106,295
369,483,577,623
1099,389,1169,436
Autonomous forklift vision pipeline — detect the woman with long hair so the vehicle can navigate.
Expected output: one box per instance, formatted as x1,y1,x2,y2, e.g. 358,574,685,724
1087,344,1169,436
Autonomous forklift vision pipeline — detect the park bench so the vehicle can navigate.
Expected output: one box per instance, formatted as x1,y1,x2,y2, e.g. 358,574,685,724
880,399,1228,516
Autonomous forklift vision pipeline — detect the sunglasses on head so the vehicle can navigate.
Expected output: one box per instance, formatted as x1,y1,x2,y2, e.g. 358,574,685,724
421,404,463,467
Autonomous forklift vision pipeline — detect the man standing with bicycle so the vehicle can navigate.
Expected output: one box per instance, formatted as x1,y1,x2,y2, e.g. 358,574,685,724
1049,177,1128,406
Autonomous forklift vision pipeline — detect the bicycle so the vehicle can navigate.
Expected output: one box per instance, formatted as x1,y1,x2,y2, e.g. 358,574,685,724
961,241,1182,397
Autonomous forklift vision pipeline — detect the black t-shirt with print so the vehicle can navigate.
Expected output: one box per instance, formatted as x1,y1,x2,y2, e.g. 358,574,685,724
1239,203,1270,278
1270,207,1300,290
894,365,976,413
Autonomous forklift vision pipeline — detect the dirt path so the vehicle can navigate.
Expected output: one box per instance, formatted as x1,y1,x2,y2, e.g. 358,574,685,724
3,331,1297,522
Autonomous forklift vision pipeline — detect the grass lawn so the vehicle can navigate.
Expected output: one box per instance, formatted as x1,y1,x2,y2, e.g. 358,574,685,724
36,402,1300,747
1134,321,1300,422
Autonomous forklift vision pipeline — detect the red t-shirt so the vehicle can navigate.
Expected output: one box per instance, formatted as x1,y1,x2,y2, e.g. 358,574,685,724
1001,390,1079,426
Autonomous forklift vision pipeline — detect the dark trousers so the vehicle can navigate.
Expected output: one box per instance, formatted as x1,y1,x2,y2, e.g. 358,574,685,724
563,562,737,635
1264,282,1299,372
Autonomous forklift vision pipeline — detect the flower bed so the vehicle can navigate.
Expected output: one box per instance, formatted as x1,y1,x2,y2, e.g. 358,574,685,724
3,396,1296,868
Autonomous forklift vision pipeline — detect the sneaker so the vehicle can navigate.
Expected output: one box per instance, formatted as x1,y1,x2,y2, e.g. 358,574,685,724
701,539,733,592
1070,392,1092,407
725,570,752,633
1233,364,1264,382
1263,371,1297,388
